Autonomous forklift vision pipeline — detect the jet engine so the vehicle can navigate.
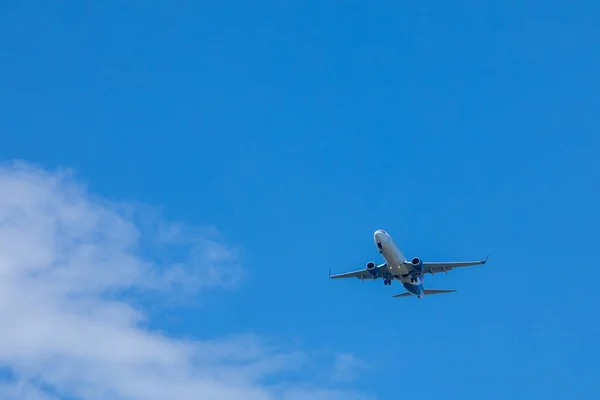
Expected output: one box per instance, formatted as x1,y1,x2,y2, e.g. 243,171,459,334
366,261,378,278
411,257,423,271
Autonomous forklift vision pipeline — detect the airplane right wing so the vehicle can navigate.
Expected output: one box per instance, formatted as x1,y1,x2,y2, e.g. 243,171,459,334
422,255,488,275
329,263,388,280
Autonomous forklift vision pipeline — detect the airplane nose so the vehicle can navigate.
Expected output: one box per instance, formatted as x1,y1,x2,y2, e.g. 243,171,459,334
374,230,385,246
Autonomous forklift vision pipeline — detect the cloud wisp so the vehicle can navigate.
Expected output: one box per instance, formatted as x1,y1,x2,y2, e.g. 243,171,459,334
0,161,369,400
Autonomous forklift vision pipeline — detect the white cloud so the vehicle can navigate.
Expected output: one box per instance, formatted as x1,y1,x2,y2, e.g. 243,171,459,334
0,161,370,400
330,353,368,383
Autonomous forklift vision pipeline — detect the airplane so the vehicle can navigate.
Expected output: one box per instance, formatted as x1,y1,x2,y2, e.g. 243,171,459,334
329,229,487,298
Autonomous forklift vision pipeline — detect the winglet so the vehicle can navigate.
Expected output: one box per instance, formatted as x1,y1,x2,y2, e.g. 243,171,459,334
328,269,331,278
482,255,489,264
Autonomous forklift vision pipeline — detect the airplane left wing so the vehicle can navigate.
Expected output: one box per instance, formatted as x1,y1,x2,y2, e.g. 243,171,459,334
329,263,387,280
422,255,488,275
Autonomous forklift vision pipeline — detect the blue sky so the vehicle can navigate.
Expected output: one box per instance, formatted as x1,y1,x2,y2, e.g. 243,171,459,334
1,1,599,399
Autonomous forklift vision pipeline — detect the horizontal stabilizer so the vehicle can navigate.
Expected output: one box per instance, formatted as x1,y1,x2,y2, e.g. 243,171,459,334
392,292,412,298
423,289,456,295
392,289,457,298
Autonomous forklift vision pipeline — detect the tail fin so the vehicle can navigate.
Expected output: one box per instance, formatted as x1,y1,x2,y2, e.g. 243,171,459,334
392,289,456,298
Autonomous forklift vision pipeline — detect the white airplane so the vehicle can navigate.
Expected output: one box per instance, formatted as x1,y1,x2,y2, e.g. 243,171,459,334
329,229,488,298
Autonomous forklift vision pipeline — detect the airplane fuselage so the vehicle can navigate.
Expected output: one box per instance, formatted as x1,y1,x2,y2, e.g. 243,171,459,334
374,229,425,298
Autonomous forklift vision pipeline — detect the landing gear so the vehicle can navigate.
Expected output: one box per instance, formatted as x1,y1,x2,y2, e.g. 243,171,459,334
383,278,392,285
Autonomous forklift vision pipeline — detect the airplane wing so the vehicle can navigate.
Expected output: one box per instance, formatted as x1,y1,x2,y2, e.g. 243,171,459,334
329,263,387,280
422,255,488,275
